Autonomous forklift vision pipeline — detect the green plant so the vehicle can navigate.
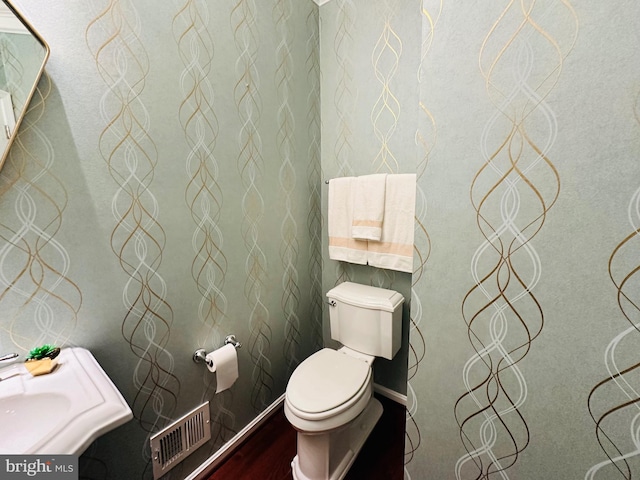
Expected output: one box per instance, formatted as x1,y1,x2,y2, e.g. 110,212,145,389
27,344,60,361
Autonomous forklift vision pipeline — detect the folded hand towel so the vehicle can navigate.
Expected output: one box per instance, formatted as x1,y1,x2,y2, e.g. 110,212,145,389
367,174,416,273
328,177,368,265
351,174,387,242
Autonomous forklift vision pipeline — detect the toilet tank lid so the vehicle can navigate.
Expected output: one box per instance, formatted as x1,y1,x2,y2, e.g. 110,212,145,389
326,282,404,312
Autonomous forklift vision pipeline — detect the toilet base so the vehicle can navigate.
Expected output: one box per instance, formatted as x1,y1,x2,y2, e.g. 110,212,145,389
290,398,383,480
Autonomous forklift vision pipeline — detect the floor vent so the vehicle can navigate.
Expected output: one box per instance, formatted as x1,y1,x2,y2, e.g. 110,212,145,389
150,401,211,480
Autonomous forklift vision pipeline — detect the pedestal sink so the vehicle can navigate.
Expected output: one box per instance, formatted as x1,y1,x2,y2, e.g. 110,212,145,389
0,347,132,455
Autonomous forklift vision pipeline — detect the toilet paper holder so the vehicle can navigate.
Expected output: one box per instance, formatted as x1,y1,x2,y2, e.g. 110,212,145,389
193,335,242,366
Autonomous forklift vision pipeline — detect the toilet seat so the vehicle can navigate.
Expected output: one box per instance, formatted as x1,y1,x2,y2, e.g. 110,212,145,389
285,348,373,432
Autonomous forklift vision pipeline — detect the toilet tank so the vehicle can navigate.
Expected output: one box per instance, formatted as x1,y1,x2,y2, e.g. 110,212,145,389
326,282,404,360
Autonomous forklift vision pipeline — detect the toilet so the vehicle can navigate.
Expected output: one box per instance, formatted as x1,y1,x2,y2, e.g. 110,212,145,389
284,281,404,480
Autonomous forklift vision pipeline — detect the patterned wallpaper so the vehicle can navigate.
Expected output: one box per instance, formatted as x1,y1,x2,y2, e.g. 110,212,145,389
0,0,320,478
319,0,418,396
587,83,640,477
3,0,640,479
320,0,640,479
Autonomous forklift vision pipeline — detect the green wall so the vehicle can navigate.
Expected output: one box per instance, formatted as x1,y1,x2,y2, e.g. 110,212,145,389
3,0,640,479
320,0,640,479
0,1,320,478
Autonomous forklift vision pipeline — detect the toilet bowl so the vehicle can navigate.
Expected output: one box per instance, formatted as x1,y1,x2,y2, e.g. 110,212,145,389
285,348,382,480
284,282,404,480
285,348,373,432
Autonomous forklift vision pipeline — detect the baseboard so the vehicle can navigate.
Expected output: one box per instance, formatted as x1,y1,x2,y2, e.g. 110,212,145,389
186,384,404,479
186,393,286,480
373,383,407,406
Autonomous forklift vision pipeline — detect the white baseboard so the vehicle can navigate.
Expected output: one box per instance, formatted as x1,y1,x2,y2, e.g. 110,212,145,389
185,393,286,480
373,383,407,406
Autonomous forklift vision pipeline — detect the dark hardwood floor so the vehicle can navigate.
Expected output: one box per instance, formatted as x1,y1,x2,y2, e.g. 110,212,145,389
206,394,405,480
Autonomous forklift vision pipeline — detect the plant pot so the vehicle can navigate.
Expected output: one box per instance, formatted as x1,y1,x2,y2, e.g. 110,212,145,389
25,358,57,376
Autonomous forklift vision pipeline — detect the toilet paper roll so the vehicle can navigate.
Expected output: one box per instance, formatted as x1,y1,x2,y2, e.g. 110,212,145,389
205,344,239,393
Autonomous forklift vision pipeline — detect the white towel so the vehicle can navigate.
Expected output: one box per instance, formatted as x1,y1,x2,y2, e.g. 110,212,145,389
351,174,387,242
328,177,368,265
367,174,416,273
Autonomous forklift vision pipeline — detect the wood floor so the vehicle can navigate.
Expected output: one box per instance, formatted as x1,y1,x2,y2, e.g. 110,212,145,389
205,394,405,480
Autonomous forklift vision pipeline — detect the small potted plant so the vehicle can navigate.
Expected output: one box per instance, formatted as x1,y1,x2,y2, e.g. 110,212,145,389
25,344,60,376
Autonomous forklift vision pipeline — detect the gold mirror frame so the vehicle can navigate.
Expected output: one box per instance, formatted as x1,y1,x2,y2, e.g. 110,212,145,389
0,0,49,171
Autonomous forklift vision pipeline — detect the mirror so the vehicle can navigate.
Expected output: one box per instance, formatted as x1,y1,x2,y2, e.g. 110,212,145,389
0,0,49,171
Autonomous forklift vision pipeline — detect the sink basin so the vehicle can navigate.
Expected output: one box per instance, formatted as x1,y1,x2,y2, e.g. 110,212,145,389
0,347,132,455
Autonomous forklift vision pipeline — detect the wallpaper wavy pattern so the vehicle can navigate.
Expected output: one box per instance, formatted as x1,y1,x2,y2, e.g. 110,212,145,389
305,5,323,353
231,0,274,413
586,90,640,480
331,0,357,286
405,0,441,474
0,1,317,478
333,0,356,179
86,1,180,471
8,1,639,479
171,0,236,446
274,0,302,376
0,73,81,351
371,1,401,174
454,3,577,478
367,0,402,292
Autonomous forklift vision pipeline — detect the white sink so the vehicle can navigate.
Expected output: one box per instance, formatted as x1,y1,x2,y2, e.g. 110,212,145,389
0,347,132,455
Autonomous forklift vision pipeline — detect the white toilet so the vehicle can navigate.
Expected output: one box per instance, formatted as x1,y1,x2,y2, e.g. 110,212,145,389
284,281,404,480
